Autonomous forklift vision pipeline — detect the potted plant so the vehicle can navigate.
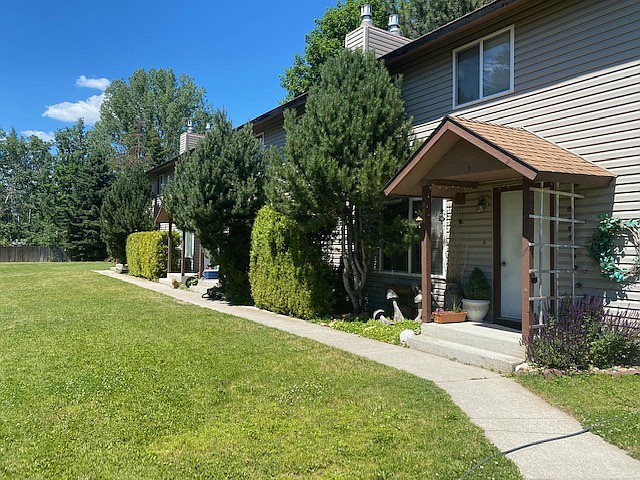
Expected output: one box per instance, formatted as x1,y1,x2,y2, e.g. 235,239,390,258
432,300,467,324
462,266,491,321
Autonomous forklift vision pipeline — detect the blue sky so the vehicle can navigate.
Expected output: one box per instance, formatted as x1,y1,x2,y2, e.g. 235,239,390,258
0,0,339,142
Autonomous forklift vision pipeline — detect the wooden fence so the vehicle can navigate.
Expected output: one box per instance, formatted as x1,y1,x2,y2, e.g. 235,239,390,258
0,246,70,263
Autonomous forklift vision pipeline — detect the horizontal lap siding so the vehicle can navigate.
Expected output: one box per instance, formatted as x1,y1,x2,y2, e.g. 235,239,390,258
368,31,411,57
262,122,287,149
399,0,640,312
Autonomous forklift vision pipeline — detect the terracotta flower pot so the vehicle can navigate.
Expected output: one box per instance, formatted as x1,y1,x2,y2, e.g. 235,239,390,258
433,311,467,323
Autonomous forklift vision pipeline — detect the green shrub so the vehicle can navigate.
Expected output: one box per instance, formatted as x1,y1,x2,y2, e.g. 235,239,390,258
249,207,334,319
524,297,640,370
126,231,180,280
464,266,491,300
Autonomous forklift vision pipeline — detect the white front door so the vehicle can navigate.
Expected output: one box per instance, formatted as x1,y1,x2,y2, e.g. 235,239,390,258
500,190,522,319
499,189,551,322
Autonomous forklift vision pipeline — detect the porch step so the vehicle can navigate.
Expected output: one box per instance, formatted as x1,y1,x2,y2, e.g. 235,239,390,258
407,334,524,374
420,322,525,358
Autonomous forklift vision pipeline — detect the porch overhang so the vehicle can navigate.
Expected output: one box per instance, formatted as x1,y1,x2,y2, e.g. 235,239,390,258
154,204,171,224
384,115,615,198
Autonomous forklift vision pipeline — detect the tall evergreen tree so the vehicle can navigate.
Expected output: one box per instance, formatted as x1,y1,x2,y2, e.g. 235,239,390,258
100,167,153,263
269,49,412,313
53,120,112,260
163,110,265,304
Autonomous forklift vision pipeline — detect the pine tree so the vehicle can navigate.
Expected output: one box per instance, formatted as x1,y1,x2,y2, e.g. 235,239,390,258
100,167,153,263
269,49,412,313
53,120,112,260
163,110,265,304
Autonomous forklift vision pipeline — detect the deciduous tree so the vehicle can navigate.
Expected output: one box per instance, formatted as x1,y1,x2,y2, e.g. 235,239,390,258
94,68,213,169
0,128,54,246
281,0,393,100
397,0,491,39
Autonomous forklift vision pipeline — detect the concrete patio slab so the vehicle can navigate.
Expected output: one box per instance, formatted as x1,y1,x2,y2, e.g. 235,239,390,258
96,270,640,480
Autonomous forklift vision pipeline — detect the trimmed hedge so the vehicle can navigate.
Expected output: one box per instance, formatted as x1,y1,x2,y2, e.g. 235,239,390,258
126,231,180,280
249,207,334,319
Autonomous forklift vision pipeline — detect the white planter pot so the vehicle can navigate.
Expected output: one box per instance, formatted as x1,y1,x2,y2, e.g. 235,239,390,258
462,299,490,322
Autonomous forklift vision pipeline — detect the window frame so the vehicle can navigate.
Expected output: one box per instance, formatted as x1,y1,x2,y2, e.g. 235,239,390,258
378,197,449,279
452,25,514,108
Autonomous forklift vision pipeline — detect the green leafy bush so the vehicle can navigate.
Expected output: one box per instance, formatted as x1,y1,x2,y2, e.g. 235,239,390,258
249,207,334,319
126,231,180,280
464,266,491,300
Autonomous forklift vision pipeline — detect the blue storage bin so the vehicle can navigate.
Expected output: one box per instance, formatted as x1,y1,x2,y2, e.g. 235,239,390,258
204,269,219,280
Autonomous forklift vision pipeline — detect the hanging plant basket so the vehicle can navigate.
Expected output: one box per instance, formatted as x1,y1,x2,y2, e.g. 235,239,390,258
586,215,640,284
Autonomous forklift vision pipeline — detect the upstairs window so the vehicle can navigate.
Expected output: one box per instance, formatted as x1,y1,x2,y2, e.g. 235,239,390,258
454,27,513,106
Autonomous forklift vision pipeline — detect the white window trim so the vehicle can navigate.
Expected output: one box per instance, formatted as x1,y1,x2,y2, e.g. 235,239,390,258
379,197,449,278
452,25,514,108
256,132,265,145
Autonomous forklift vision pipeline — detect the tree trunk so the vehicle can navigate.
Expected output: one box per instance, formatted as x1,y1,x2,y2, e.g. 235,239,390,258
341,207,367,314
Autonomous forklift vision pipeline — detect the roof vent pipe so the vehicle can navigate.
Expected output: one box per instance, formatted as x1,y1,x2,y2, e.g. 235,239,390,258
388,14,400,35
360,4,373,26
187,120,193,133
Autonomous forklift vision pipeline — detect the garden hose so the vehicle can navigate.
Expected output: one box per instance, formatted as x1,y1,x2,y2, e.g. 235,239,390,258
457,416,629,480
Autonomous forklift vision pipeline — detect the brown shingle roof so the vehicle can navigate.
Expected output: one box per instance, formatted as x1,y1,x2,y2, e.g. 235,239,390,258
449,116,614,179
385,115,615,197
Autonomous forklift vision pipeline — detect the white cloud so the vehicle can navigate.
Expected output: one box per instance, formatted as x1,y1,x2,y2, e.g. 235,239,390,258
21,130,55,142
75,75,111,91
41,74,111,125
42,93,105,125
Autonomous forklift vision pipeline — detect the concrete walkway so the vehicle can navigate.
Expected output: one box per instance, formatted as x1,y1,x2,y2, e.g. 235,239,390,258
96,270,640,480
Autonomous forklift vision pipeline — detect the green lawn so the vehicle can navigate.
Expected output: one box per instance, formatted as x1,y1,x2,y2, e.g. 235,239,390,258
516,374,640,460
0,262,521,479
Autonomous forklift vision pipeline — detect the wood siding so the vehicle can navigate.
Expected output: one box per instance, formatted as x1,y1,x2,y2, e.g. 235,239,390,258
367,28,412,57
262,121,287,149
395,0,640,311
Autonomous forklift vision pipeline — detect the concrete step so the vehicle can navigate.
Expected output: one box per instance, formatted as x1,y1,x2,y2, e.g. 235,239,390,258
421,321,525,358
407,334,524,374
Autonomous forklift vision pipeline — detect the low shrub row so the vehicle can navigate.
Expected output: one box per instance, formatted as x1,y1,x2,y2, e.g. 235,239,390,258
126,231,180,280
249,207,335,319
524,296,640,370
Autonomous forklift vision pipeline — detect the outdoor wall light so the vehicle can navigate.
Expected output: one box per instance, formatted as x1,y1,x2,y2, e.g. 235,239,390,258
415,215,423,223
476,196,487,213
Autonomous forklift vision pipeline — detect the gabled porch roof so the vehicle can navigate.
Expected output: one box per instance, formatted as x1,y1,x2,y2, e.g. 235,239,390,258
385,116,615,197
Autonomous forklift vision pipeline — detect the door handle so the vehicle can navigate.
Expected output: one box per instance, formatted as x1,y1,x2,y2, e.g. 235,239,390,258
501,261,507,266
